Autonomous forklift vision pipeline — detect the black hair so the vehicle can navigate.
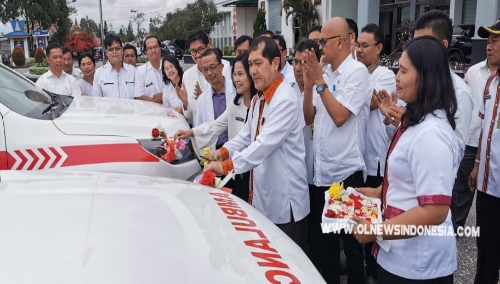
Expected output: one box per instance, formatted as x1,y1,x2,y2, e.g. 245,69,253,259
308,25,322,36
45,43,61,56
346,18,359,41
62,46,72,56
360,23,385,45
232,52,257,106
143,35,161,52
295,39,321,61
162,55,184,87
414,10,453,47
272,34,287,50
123,44,137,57
103,34,122,49
260,30,274,37
249,36,281,67
187,30,210,48
78,52,95,66
200,48,222,64
400,35,456,130
235,35,253,49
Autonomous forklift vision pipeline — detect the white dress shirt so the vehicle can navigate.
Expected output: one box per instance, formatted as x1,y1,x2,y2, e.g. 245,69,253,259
280,60,294,79
364,66,396,177
162,83,183,109
477,71,500,198
36,69,82,97
68,68,83,80
313,55,371,186
377,109,459,280
223,79,309,224
450,68,474,161
77,78,93,96
195,76,237,127
182,59,232,123
134,61,165,99
93,62,136,99
464,59,491,147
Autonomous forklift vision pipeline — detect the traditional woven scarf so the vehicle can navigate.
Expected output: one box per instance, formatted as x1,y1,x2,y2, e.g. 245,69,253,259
367,58,381,74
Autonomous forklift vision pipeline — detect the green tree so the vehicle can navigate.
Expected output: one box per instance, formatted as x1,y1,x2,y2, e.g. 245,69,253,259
281,0,320,42
126,20,135,42
117,26,126,42
253,9,267,38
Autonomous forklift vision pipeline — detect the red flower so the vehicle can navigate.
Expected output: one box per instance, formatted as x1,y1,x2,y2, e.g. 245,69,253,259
152,128,160,138
200,171,215,186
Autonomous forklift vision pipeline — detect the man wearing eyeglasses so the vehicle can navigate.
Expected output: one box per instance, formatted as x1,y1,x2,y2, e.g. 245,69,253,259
302,17,371,284
177,30,232,127
195,49,236,148
356,23,396,284
93,34,136,99
134,36,164,104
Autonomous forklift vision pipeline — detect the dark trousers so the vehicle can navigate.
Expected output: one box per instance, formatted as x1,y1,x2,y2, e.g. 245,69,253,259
364,172,383,279
277,208,308,253
225,172,250,203
308,171,365,284
474,190,500,284
378,266,453,283
451,145,477,230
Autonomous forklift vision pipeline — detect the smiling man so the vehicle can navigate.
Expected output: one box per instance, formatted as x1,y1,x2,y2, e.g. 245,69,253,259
62,46,83,80
134,36,165,104
204,36,310,252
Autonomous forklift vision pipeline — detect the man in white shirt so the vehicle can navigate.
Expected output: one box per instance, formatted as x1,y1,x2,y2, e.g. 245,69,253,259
469,21,500,284
346,18,359,60
204,36,310,252
356,23,396,284
302,17,371,284
36,43,82,97
62,46,83,80
195,49,236,147
93,34,136,99
134,36,164,104
272,35,294,79
177,30,232,125
451,58,495,233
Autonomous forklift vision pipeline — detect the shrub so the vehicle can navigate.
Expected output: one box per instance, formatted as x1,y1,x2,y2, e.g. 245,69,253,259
34,47,46,63
12,46,26,67
222,45,235,56
65,31,95,55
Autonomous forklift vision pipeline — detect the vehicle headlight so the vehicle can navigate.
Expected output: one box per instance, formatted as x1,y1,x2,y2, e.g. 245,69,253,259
137,138,197,165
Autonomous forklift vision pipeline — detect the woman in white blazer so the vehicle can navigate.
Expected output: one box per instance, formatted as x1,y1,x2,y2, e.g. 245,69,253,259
161,55,184,113
175,52,257,201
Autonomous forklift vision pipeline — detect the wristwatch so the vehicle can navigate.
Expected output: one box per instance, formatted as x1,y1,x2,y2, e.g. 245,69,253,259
316,83,328,95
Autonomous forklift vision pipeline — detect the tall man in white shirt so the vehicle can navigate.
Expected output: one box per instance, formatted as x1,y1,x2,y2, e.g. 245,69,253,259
36,43,82,97
302,17,371,284
272,35,294,80
177,30,232,125
356,23,396,284
93,34,136,99
469,21,500,284
62,46,83,80
204,36,310,252
134,36,164,104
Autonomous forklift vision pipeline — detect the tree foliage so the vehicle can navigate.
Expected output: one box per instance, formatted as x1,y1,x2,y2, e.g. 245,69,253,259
281,0,320,42
79,16,99,35
253,9,267,38
130,10,145,43
126,21,135,42
65,31,95,54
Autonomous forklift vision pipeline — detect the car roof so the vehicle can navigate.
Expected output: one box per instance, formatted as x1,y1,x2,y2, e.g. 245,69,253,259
0,171,325,284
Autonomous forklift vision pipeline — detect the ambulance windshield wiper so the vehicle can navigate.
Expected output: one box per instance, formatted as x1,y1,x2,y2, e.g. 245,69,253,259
42,101,59,115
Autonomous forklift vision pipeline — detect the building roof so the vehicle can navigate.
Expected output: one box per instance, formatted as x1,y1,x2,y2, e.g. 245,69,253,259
4,31,31,37
220,0,257,7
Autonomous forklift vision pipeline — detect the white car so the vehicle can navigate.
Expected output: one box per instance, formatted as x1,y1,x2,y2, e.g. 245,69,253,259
0,170,326,284
0,64,201,180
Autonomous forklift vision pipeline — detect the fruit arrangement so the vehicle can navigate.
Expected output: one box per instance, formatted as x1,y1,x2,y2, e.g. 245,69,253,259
324,182,379,223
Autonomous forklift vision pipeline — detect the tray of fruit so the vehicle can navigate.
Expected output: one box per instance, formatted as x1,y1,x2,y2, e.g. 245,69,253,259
321,182,382,232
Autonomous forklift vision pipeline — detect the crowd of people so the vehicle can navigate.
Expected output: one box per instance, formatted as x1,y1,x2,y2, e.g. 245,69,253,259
33,9,500,284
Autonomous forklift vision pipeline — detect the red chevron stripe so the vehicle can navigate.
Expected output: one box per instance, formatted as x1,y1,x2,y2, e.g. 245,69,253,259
14,150,27,170
38,148,50,170
0,151,16,170
49,147,62,169
25,149,38,170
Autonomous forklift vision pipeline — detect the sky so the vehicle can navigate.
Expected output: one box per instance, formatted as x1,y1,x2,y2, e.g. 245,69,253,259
1,0,191,36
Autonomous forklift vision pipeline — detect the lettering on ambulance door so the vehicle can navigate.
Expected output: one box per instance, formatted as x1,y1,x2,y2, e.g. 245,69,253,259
0,115,7,169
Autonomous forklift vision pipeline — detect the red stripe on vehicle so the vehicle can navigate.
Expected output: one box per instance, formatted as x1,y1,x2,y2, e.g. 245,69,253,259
49,147,61,169
0,151,16,170
38,148,50,169
15,150,27,169
25,149,38,170
60,143,159,167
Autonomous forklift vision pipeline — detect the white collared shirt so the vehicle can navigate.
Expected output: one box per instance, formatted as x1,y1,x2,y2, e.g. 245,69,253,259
36,69,82,97
67,68,83,80
450,68,474,160
93,62,136,99
134,61,165,98
464,59,491,147
224,80,310,224
162,83,183,109
280,61,294,79
77,78,93,96
364,66,396,177
181,59,232,123
477,71,500,198
377,109,459,280
312,54,371,186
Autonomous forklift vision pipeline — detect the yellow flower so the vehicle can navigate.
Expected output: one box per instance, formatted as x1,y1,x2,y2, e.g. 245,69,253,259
327,182,344,200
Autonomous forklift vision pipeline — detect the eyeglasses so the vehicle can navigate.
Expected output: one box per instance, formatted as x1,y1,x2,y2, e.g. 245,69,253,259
163,64,176,72
190,46,207,56
201,63,221,74
319,35,343,47
146,45,160,52
355,43,380,50
107,46,122,53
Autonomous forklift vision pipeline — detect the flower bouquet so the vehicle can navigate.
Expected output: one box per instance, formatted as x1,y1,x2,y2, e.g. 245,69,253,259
194,170,235,193
151,124,187,163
